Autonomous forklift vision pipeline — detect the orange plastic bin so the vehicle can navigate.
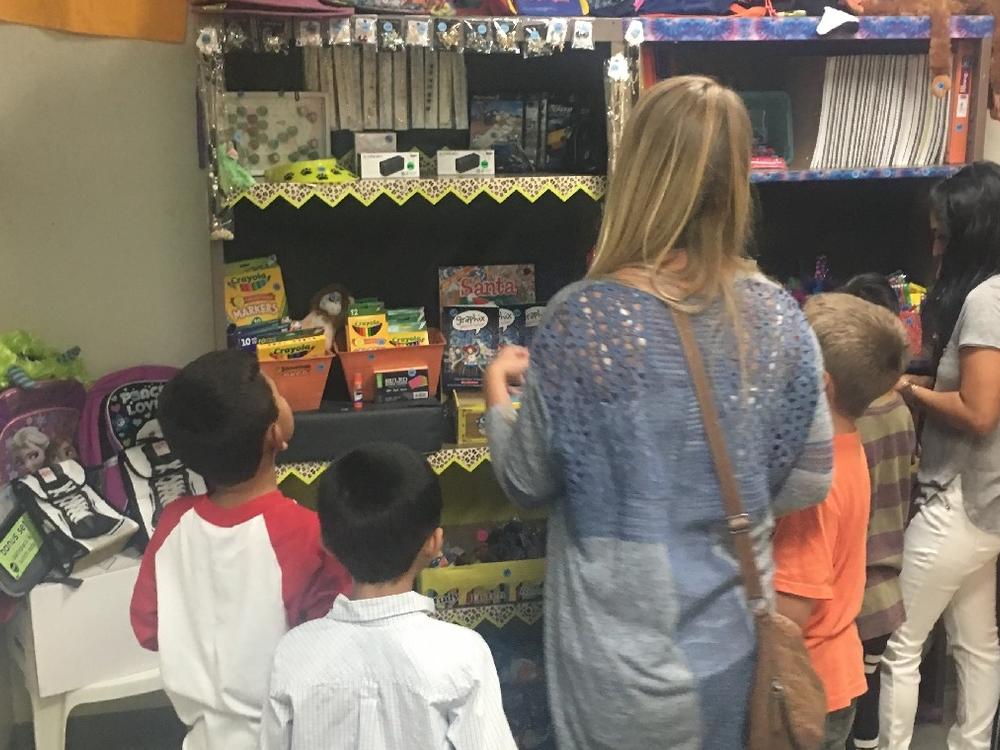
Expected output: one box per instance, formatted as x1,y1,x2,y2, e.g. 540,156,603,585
259,355,333,412
334,329,446,403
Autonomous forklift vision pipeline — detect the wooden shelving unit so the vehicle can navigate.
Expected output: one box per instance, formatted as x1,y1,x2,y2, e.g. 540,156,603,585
198,10,995,453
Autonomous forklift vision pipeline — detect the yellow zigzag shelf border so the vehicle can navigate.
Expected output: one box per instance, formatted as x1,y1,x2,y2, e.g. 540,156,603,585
228,175,606,209
275,447,490,485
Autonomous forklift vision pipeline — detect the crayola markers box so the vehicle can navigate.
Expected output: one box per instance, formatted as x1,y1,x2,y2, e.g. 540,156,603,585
223,256,288,327
256,328,326,361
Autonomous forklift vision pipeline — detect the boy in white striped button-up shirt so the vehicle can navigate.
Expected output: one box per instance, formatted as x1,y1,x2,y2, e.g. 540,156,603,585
261,443,517,750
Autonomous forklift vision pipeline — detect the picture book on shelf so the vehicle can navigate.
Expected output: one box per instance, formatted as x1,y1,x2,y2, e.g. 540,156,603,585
442,306,500,390
499,303,546,348
439,265,536,308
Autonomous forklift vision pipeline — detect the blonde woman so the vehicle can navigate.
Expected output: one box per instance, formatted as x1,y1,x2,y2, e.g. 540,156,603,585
484,77,834,749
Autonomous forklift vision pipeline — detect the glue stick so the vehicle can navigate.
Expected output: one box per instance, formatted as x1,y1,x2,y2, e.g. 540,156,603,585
352,373,364,410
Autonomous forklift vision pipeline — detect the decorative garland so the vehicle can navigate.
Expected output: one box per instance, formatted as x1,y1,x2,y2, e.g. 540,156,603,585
228,174,607,209
275,447,490,485
433,600,543,629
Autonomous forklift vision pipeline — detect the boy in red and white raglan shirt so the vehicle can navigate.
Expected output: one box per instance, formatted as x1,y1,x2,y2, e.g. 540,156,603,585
130,350,351,750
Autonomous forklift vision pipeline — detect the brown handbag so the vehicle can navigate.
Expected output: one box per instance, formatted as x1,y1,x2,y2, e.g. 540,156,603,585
671,308,827,750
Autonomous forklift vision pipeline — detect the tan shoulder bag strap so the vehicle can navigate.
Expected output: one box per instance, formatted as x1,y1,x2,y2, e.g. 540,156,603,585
670,308,766,605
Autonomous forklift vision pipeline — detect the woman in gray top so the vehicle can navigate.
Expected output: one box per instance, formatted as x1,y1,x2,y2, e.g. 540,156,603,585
880,163,1000,750
483,77,834,750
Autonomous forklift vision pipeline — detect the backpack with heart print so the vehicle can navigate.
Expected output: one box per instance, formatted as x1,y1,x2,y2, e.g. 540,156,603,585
77,366,206,549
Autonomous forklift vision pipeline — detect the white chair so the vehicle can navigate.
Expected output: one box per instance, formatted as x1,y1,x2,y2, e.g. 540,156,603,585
23,667,162,750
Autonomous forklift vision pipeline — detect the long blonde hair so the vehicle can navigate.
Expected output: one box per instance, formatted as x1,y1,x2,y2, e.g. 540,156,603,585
589,76,756,311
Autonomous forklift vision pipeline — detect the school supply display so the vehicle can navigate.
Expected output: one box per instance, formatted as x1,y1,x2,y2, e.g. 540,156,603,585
811,54,950,170
674,308,826,750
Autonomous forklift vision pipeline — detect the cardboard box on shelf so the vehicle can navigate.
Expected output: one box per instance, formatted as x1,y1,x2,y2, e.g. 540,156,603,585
437,150,495,176
359,151,420,179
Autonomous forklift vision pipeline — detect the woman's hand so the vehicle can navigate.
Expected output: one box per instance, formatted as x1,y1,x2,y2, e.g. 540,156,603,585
485,346,531,408
895,377,921,408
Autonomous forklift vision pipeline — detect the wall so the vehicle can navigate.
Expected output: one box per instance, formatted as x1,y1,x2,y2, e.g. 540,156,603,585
986,118,1000,161
0,21,214,376
0,20,213,744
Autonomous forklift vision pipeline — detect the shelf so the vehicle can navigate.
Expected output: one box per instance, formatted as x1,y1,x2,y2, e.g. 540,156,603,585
751,165,960,182
634,14,994,42
282,400,452,463
227,175,607,209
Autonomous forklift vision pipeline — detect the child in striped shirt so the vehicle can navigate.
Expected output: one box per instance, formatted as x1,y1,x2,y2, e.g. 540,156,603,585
841,274,917,750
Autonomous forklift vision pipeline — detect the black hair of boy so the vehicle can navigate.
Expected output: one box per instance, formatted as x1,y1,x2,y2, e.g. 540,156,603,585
318,443,442,584
158,349,278,487
839,273,902,316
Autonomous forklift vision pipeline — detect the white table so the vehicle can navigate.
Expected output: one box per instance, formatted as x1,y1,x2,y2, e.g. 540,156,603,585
7,553,162,750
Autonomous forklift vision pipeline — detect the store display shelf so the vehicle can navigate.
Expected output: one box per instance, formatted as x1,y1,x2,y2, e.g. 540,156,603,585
751,165,961,183
635,14,993,42
227,175,607,209
282,400,452,463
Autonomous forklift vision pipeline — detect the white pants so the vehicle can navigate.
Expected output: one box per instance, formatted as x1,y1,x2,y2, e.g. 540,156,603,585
879,479,1000,750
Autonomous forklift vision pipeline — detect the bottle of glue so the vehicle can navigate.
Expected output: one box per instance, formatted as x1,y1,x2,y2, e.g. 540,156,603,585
352,373,364,410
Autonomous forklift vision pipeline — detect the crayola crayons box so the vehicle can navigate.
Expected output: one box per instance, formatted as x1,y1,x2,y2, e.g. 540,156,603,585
387,331,431,347
347,311,389,352
256,328,326,361
223,256,288,328
375,367,431,403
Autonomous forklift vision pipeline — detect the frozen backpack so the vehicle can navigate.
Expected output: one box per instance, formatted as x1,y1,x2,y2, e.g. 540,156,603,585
14,461,138,574
0,380,87,486
119,438,206,551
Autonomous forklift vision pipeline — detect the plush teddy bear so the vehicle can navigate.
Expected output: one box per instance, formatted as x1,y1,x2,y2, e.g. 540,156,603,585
842,0,1000,118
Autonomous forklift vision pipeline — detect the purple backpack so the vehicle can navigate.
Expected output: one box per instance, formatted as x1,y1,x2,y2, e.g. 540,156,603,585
78,367,179,513
0,380,87,486
78,367,178,468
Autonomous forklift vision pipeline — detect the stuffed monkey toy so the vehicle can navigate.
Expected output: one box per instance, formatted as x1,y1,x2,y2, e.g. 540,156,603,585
300,284,354,352
842,0,1000,119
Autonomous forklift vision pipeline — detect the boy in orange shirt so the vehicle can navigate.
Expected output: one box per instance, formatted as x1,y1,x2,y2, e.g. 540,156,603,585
774,293,909,749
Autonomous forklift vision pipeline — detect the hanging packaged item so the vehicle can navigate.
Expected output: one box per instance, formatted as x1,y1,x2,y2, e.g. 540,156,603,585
546,17,570,49
571,19,595,49
522,21,552,58
434,19,465,50
354,16,378,45
405,18,432,47
493,19,520,53
329,17,352,45
14,461,139,573
464,20,494,54
379,18,405,51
